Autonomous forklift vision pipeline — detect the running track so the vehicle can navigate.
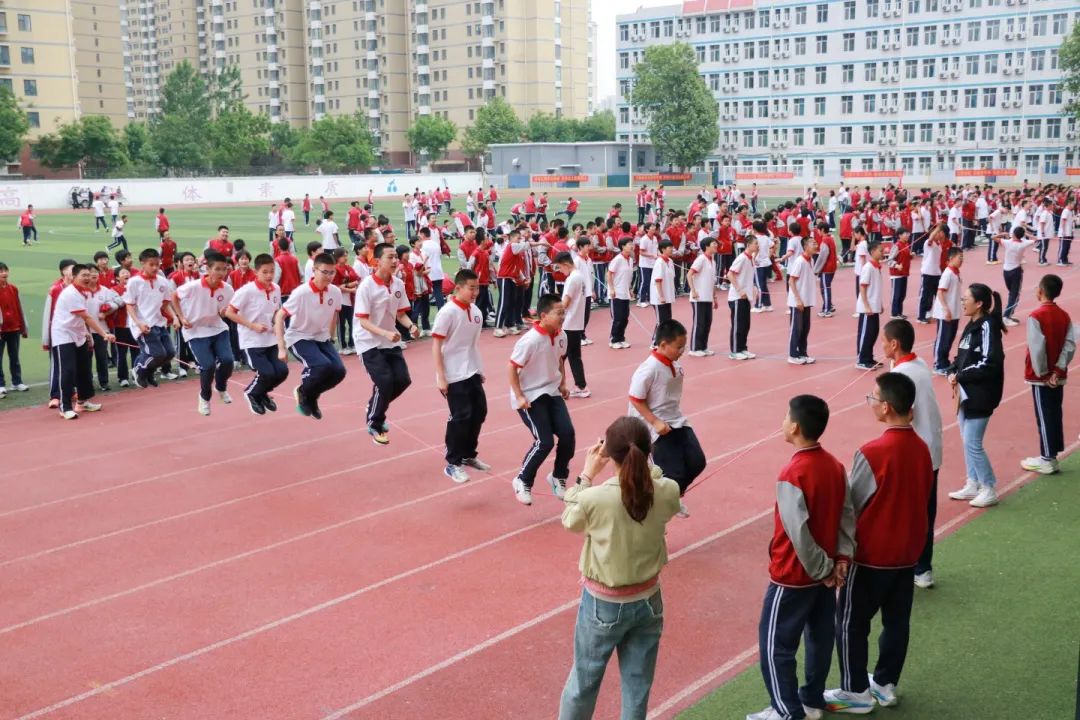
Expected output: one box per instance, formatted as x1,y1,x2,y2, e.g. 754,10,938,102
1,255,1074,719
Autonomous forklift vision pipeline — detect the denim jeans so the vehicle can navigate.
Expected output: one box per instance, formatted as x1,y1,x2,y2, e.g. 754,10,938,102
558,589,664,720
958,408,996,488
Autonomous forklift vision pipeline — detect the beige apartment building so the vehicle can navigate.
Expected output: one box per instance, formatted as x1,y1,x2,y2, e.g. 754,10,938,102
0,0,595,168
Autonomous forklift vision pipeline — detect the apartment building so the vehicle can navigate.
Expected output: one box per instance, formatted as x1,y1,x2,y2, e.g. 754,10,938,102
616,0,1080,181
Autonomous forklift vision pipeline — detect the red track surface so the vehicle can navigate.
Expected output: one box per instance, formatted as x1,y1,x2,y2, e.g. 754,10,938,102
1,257,1075,720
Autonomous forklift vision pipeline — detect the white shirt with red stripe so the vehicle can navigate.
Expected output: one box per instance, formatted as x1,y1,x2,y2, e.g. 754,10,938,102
562,269,588,332
628,351,687,441
177,278,234,341
353,273,411,354
857,261,884,314
786,253,817,308
431,297,484,384
509,323,567,409
229,280,281,349
608,254,634,300
689,253,715,301
727,251,755,302
123,272,174,337
931,267,962,320
650,257,675,305
282,280,342,347
51,285,91,347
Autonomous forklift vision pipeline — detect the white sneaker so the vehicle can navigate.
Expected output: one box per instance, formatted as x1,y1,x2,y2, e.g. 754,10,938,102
747,708,823,720
508,326,521,335
802,356,816,364
219,390,233,404
1020,456,1059,474
198,397,211,416
0,387,6,399
913,571,935,589
824,688,875,714
14,383,28,392
677,500,690,518
462,457,492,471
803,707,824,720
569,388,591,398
948,479,980,500
79,401,102,412
729,352,748,360
178,368,188,377
636,301,649,308
868,675,898,707
119,379,130,388
162,371,179,380
970,486,999,508
547,473,567,499
788,356,807,365
743,351,757,359
60,410,79,420
581,337,593,346
619,341,632,349
493,328,507,338
512,477,533,505
444,464,470,484
702,349,716,356
751,307,766,313
689,350,707,357
764,306,775,312
609,342,622,349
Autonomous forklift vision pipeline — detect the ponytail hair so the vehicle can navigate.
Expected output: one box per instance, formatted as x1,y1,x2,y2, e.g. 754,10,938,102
604,416,655,523
969,282,1007,334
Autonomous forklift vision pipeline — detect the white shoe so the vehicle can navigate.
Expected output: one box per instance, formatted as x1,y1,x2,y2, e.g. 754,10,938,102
547,473,567,499
677,500,690,518
14,383,28,392
914,570,934,588
803,707,824,720
512,477,533,505
119,379,130,387
60,410,79,420
729,352,747,360
802,356,816,364
948,479,979,500
689,350,707,357
79,401,102,412
788,356,807,365
748,708,822,720
743,351,757,359
178,368,188,377
751,307,766,313
493,328,507,338
702,349,716,356
508,326,521,335
569,388,592,398
0,388,6,399
462,457,492,471
444,464,470,484
219,390,233,404
609,342,622,349
764,306,775,312
580,337,593,346
162,371,179,380
198,397,211,416
868,675,898,707
824,688,875,714
970,486,999,508
852,312,860,318
619,341,632,349
636,301,649,308
1020,456,1059,474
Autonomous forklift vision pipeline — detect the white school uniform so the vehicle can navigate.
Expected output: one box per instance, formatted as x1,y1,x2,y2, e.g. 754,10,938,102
421,238,446,282
638,234,658,269
1058,207,1075,239
572,253,594,299
608,254,634,300
628,352,687,441
316,220,341,250
754,235,774,268
786,254,817,308
92,199,105,218
727,251,756,301
650,257,676,305
561,269,588,332
931,267,961,320
229,281,281,349
51,285,91,346
281,280,342,347
1011,208,1030,233
1002,237,1035,271
353,274,411,353
112,219,125,240
853,240,869,276
281,208,296,233
856,261,884,314
431,298,484,384
508,324,568,409
689,253,716,300
123,273,173,337
176,279,234,341
107,199,120,217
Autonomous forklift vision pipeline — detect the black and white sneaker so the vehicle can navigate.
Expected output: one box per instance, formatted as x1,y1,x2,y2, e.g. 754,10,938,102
133,373,149,389
462,457,492,471
262,395,278,412
245,392,266,415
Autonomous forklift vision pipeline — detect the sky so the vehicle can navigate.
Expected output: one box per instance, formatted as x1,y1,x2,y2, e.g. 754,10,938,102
594,0,677,102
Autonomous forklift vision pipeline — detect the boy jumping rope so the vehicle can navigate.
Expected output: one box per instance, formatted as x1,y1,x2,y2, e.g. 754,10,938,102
124,248,177,388
172,250,235,416
226,253,289,415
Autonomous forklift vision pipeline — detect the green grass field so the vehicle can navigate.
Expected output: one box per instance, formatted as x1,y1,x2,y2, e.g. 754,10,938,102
679,459,1080,720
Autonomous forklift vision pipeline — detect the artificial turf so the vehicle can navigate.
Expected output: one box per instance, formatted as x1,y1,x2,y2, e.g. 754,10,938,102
677,456,1080,720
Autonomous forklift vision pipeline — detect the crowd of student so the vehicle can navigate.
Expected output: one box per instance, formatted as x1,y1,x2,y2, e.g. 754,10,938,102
1,180,1076,719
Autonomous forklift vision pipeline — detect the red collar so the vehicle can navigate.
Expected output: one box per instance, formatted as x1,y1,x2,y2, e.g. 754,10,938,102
894,352,917,367
255,279,274,298
869,259,882,269
372,272,393,291
650,350,677,377
141,271,157,286
532,322,557,345
308,279,328,302
802,252,812,261
792,443,822,455
451,296,470,311
200,277,222,294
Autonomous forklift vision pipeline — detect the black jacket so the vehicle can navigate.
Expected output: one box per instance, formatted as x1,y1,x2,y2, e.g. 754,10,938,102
950,317,1005,419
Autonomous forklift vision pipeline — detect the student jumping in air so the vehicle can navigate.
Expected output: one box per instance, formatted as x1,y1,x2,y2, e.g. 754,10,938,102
173,251,235,416
1000,225,1035,327
124,248,177,388
226,253,289,415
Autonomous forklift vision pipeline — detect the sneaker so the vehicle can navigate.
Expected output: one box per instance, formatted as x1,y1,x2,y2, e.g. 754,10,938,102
751,307,766,313
0,387,6,399
547,473,567,499
48,398,61,409
133,373,149,389
609,342,623,349
788,356,807,365
293,386,311,417
948,479,980,500
508,326,521,335
569,388,592,398
636,301,649,308
746,707,822,720
245,392,266,416
1020,456,1059,474
729,352,748,360
512,477,533,505
219,391,233,404
915,318,930,325
970,486,999,508
119,379,130,388
824,688,875,714
13,383,28,392
802,356,816,364
703,349,716,356
913,571,935,589
817,311,830,317
146,373,159,387
855,362,878,371
462,457,492,471
198,397,211,416
619,342,632,349
444,465,470,484
689,350,707,358
369,426,390,445
803,707,824,720
581,337,593,346
178,368,188,377
743,351,757,359
852,312,860,318
309,398,323,420
78,401,102,412
262,395,278,413
162,371,179,380
932,368,950,376
60,410,79,420
1003,317,1020,327
868,675,898,707
677,500,690,518
493,328,507,338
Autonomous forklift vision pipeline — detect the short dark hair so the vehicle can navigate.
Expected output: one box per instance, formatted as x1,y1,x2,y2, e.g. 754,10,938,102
699,237,717,251
0,262,7,272
658,239,673,252
277,237,290,252
867,240,882,254
71,263,90,276
553,251,574,265
305,241,323,257
218,225,229,231
235,249,251,261
883,318,915,353
1039,273,1063,300
876,372,916,416
654,319,686,345
313,252,336,267
373,242,395,260
618,237,634,250
454,268,478,285
93,251,109,262
138,248,160,262
947,247,963,260
114,250,131,264
59,258,77,272
332,247,348,260
204,250,228,267
788,394,830,441
253,253,275,270
536,293,562,316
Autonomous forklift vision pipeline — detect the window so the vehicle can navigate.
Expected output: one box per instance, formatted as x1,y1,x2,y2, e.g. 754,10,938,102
982,87,996,107
844,1,856,19
1026,119,1041,140
815,66,827,84
865,31,878,50
864,63,877,82
793,128,805,145
923,25,937,45
866,0,880,17
22,78,36,96
984,54,998,74
903,92,916,111
841,95,854,113
17,13,30,31
964,89,977,108
1025,154,1039,176
842,64,854,83
863,94,876,112
920,123,933,142
796,6,807,23
1044,155,1059,175
619,53,629,70
985,20,1000,40
920,91,933,110
922,59,935,78
814,127,825,145
20,47,33,64
1050,49,1059,70
815,35,827,53
1052,13,1067,35
817,4,829,22
794,98,806,116
743,11,754,30
795,37,806,56
758,9,770,27
743,71,754,89
620,25,629,42
1029,84,1043,105
794,68,806,86
1031,50,1045,72
862,125,875,144
980,121,995,141
967,22,980,42
962,122,976,141
814,96,826,114
904,59,917,79
1032,15,1046,37
26,110,39,128
743,43,754,60
757,129,768,147
907,0,920,10
843,33,854,52
1049,84,1062,104
1045,118,1061,139
906,27,919,47
757,100,769,117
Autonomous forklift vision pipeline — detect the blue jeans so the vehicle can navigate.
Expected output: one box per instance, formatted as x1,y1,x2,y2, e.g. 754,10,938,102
558,589,664,720
188,330,235,401
958,408,996,488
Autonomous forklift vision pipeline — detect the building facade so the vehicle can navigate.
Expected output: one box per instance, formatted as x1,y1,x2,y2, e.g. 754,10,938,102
616,0,1080,182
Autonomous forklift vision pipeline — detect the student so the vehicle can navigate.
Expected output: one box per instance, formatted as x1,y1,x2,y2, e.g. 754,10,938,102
1020,274,1076,475
636,224,658,309
108,214,129,252
280,200,297,239
628,319,705,518
275,251,345,420
419,225,449,309
813,222,838,318
687,237,718,356
946,283,1007,508
748,395,854,720
302,194,312,225
111,267,138,387
331,247,360,354
931,247,964,375
207,225,234,258
173,251,235,416
557,418,681,720
42,259,78,406
302,240,323,283
17,205,35,246
1000,225,1035,326
650,240,676,347
607,237,635,349
0,262,29,397
572,237,595,346
887,230,911,320
787,235,818,365
107,194,121,224
825,373,934,714
407,234,433,335
752,221,775,312
86,266,119,391
855,241,885,370
508,294,574,505
160,232,177,276
558,252,591,399
51,264,116,419
881,319,944,590
317,210,341,250
727,235,758,360
432,269,491,483
472,233,494,325
155,207,170,240
494,229,529,337
849,227,870,317
225,253,288,415
916,224,946,324
354,242,420,444
92,195,108,231
124,248,177,388
274,237,302,303
1057,198,1075,266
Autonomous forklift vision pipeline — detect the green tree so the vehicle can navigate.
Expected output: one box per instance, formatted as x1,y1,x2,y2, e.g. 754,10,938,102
631,43,719,170
461,97,524,156
289,113,374,172
1061,21,1080,121
525,111,564,142
31,115,128,173
0,87,30,163
207,65,245,117
577,110,616,142
152,60,212,170
407,115,458,163
123,121,154,163
209,105,272,170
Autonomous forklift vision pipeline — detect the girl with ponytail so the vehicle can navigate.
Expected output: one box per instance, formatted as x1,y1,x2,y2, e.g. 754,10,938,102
945,282,1006,509
557,416,682,720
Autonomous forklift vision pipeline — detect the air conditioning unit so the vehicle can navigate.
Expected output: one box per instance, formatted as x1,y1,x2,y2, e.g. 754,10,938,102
938,71,948,79
942,2,953,11
941,36,952,46
1006,0,1015,4
936,136,946,144
948,102,958,110
947,148,956,155
1018,0,1027,4
722,86,731,93
878,137,888,145
770,140,779,148
782,18,791,27
1014,66,1025,75
937,102,947,110
879,106,889,114
1067,132,1077,140
947,136,957,144
881,75,890,84
722,56,731,63
999,146,1009,154
781,81,789,89
771,51,780,59
782,51,791,58
1014,99,1024,108
890,106,899,113
780,110,789,117
1003,66,1013,74
937,149,946,157
1012,132,1022,140
892,75,901,83
888,137,897,145
950,69,959,78
723,26,733,33
1004,31,1014,40
781,140,789,147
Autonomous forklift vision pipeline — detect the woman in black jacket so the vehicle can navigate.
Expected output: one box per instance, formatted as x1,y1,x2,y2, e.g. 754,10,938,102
946,282,1006,508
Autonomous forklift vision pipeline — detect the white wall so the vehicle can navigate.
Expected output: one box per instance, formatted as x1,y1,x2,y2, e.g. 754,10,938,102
0,172,486,211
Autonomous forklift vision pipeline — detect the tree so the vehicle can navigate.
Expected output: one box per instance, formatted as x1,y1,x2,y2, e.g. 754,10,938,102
577,110,616,142
631,43,719,170
525,111,564,142
461,97,524,156
406,115,457,163
207,65,245,117
1061,21,1080,121
123,121,154,164
31,115,128,173
0,87,30,163
209,105,272,169
152,60,212,170
289,113,374,172
523,109,615,143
